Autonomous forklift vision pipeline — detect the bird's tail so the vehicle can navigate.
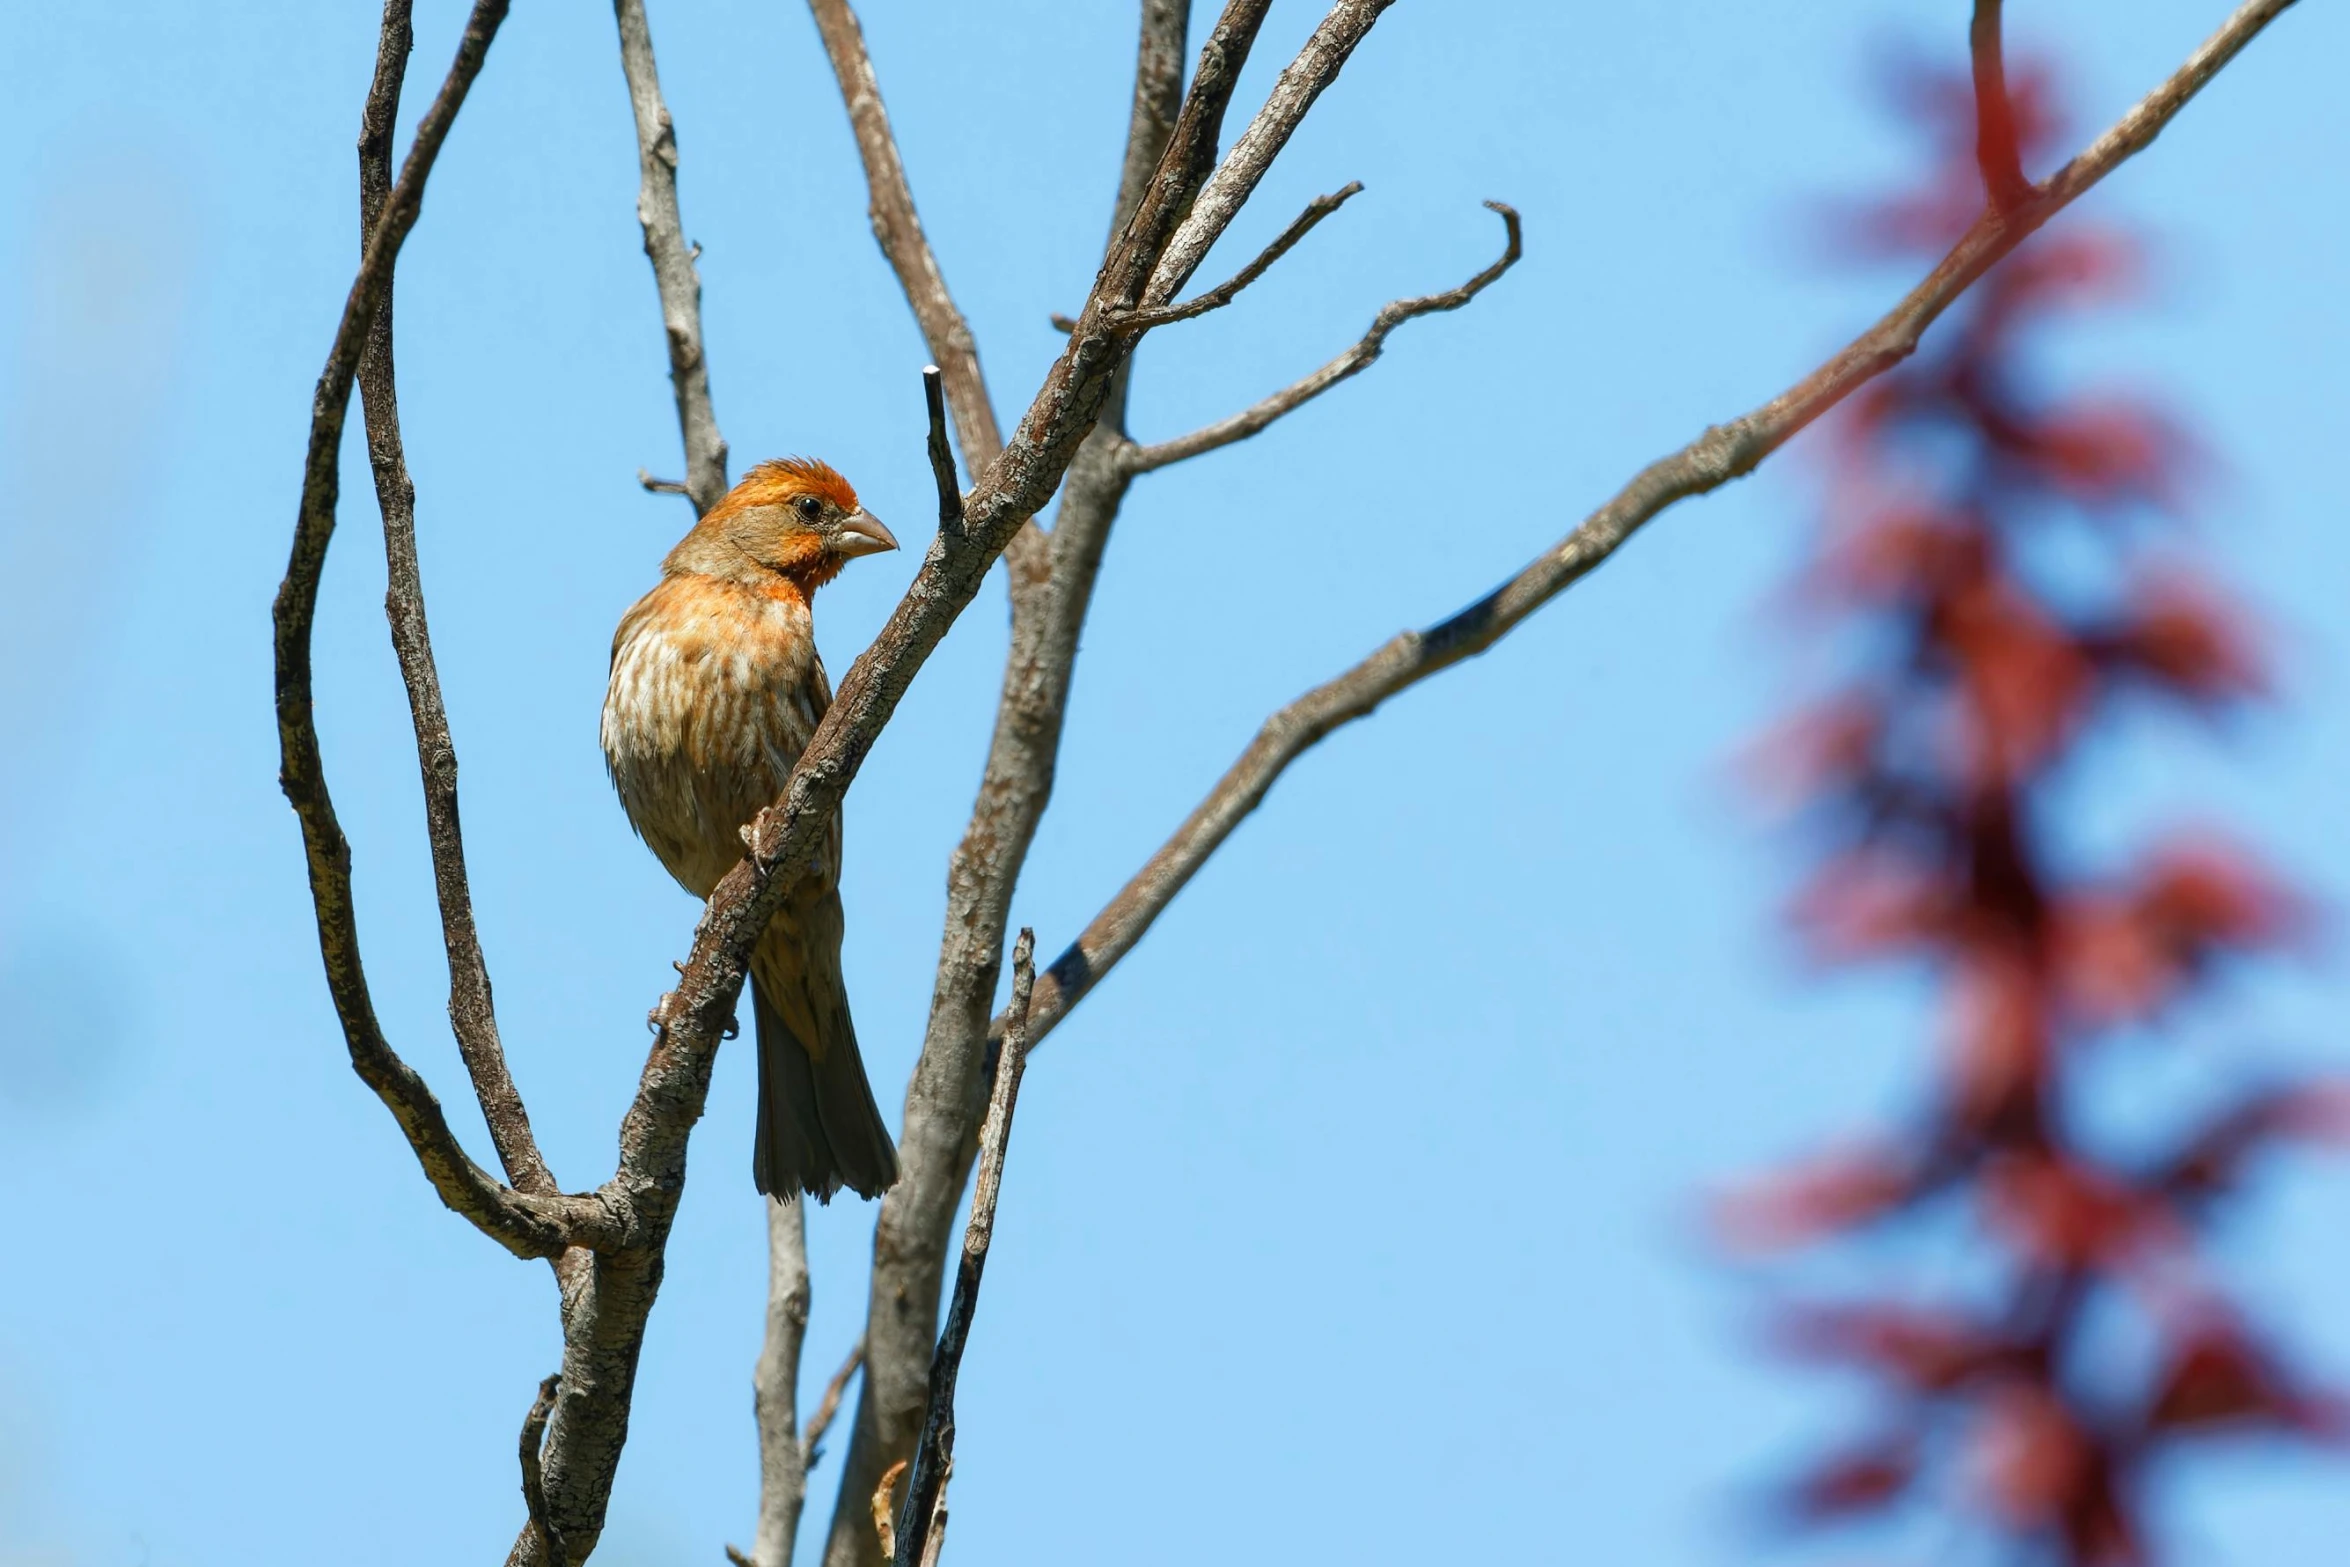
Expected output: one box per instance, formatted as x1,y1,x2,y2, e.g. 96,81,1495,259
751,982,900,1202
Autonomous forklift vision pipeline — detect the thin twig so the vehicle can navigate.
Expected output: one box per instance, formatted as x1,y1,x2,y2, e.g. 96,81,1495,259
893,933,1037,1567
355,0,557,1206
804,1337,865,1469
638,468,692,497
272,0,594,1262
1970,0,2034,211
1005,0,2307,1052
1140,0,1393,310
521,1374,565,1566
614,0,729,512
1113,181,1362,331
1127,199,1520,473
922,366,963,530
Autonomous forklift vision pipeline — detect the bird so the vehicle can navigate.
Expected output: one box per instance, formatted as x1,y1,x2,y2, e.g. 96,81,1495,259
601,457,903,1201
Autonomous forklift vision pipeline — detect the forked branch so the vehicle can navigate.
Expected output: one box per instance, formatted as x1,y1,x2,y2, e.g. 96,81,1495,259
1126,199,1521,472
272,0,608,1262
1006,0,2305,1051
812,6,1196,1559
356,0,558,1212
1112,180,1362,331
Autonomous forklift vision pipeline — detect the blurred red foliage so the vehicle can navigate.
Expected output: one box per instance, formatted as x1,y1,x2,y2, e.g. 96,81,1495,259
1727,51,2342,1565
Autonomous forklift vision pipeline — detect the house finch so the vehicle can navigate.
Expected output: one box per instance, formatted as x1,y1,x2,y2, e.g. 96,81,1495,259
602,458,902,1201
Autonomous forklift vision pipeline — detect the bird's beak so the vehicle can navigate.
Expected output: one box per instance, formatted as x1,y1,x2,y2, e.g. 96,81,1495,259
833,509,900,558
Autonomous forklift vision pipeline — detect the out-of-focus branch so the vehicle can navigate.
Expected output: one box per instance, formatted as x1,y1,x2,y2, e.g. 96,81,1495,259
890,933,1036,1567
356,0,557,1210
747,1197,813,1567
1114,180,1361,330
615,0,729,513
806,0,1003,475
1126,199,1520,472
805,1338,863,1469
817,6,1191,1561
1970,0,2033,211
1006,0,2305,1052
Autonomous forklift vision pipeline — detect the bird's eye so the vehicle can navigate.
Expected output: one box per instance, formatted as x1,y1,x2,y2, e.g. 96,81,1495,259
794,494,824,524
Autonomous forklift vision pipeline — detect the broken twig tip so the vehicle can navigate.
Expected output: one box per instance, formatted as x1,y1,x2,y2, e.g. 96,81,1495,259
873,1458,909,1561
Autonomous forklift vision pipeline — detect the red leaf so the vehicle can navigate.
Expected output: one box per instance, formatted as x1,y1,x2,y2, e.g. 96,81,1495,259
1794,851,1950,960
1983,1153,2154,1270
1973,1384,2093,1528
1718,1146,1920,1251
2161,1082,2350,1204
1784,1437,1920,1521
2103,573,2266,705
1777,1304,1992,1392
2013,401,2189,511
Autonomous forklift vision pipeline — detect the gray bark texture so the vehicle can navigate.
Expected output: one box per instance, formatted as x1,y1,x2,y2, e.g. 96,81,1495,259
748,1197,813,1567
267,0,2302,1561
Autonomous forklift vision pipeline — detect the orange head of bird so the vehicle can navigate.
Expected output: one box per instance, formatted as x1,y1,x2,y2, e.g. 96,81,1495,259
665,457,899,593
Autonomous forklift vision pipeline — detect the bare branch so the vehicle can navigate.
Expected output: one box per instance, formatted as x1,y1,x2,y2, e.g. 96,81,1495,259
1970,0,2034,212
531,11,1354,1561
614,0,729,513
749,1196,814,1567
819,7,1192,1559
806,0,1002,472
269,0,604,1264
1113,180,1362,331
355,0,558,1208
1141,0,1392,310
521,1374,565,1566
1008,0,2308,1053
892,933,1036,1567
1127,199,1520,473
804,1337,864,1470
638,468,692,497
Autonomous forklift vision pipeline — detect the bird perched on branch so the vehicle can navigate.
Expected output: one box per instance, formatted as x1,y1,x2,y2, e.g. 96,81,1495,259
602,458,902,1201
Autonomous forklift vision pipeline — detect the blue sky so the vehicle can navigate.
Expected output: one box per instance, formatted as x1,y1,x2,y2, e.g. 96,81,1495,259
2,3,2344,1564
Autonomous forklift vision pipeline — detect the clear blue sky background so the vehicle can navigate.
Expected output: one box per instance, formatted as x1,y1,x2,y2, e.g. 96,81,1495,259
1,3,2343,1564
